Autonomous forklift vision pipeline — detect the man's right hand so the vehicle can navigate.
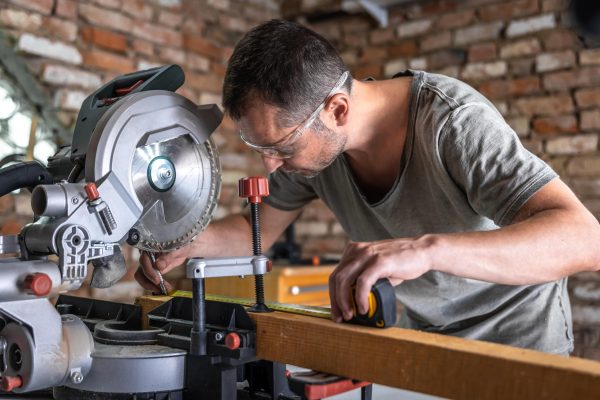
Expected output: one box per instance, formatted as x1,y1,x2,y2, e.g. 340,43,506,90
134,245,192,294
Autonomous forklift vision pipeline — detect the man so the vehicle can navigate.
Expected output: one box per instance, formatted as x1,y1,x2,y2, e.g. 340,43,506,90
136,20,600,354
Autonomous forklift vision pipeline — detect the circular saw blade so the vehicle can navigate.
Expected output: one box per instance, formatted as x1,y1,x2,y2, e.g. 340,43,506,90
131,135,220,252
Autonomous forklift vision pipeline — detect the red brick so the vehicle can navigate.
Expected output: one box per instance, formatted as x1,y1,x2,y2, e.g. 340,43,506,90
7,0,53,15
81,26,128,53
83,49,134,73
514,95,574,116
435,9,475,30
158,10,183,28
370,28,394,45
542,0,568,12
352,64,382,80
221,47,233,63
580,49,600,66
427,49,467,69
510,58,535,76
158,47,186,64
186,53,210,72
344,32,368,48
181,17,205,34
0,217,23,235
388,40,418,58
132,39,154,56
468,43,497,62
0,195,15,214
479,77,540,99
406,0,458,18
121,0,154,20
55,0,77,19
43,16,77,42
93,0,120,9
210,62,226,78
186,72,223,93
218,15,247,33
478,0,539,21
184,35,222,60
79,3,133,33
544,67,600,91
532,115,578,135
540,29,582,51
420,31,452,52
581,110,600,131
133,22,181,47
576,88,600,109
340,17,371,34
359,46,387,63
500,38,541,58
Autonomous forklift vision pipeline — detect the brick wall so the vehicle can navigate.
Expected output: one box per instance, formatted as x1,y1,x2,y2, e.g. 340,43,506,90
1,0,600,359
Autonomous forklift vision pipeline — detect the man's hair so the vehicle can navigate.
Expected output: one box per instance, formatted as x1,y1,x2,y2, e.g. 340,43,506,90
222,19,352,127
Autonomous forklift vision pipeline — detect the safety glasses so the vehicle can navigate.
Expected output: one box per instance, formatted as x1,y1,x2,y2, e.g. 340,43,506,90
239,71,350,159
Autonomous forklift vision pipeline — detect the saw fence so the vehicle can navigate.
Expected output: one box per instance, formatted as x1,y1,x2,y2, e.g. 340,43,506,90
138,295,600,400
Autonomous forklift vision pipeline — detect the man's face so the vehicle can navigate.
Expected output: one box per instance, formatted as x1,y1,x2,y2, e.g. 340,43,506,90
238,101,346,177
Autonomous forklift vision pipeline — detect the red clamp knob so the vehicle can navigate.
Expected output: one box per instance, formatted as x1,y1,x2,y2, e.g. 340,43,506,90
238,177,269,204
225,332,241,350
1,375,22,392
24,273,52,297
84,182,100,201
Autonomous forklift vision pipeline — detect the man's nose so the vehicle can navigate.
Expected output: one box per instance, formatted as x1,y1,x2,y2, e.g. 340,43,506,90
262,155,284,174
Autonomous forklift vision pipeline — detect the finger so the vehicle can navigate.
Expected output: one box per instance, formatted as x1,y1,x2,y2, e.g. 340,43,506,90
328,272,342,323
335,266,362,321
134,266,160,293
355,266,385,315
155,247,189,271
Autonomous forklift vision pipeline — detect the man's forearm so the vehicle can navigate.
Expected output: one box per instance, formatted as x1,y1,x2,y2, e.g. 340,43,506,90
430,208,600,285
188,213,255,258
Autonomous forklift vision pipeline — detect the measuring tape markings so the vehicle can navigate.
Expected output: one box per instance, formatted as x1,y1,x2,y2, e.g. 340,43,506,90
171,290,332,319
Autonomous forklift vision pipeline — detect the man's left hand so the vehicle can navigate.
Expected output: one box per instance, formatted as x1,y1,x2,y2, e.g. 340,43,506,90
329,236,436,323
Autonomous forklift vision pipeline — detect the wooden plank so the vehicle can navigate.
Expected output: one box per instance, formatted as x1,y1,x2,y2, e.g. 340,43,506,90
137,295,600,399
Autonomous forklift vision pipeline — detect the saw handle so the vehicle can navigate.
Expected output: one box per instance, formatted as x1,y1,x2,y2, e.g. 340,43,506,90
0,161,53,197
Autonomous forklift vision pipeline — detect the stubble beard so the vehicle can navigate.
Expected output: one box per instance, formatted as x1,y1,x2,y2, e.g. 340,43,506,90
299,123,346,178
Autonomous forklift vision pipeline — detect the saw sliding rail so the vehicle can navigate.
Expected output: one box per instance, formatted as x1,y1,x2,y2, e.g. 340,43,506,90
138,294,600,400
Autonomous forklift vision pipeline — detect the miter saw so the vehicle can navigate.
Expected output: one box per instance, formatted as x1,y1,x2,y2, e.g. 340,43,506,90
0,65,292,399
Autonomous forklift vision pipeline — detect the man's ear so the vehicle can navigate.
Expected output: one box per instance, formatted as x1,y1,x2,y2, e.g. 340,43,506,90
327,93,350,127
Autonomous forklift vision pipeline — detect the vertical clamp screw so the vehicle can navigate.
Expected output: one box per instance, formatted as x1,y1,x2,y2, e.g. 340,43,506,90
238,176,271,313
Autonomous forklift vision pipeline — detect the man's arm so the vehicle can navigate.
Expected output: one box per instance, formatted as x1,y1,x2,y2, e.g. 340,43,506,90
330,178,600,322
136,203,301,292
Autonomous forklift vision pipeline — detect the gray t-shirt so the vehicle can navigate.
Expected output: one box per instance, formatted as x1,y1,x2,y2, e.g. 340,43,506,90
264,70,573,354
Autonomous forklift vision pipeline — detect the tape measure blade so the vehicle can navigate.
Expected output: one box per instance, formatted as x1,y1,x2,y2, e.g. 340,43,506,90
171,290,332,319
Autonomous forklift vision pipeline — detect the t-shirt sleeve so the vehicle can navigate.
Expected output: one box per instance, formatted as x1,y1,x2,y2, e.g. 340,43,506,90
263,170,318,211
440,102,557,226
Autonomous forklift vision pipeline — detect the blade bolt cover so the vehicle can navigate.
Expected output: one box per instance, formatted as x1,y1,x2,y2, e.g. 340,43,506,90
225,332,241,350
239,177,269,204
84,183,100,201
24,273,52,296
1,375,22,392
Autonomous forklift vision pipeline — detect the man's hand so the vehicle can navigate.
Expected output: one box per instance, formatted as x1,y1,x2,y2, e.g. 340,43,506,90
134,245,192,294
329,237,436,323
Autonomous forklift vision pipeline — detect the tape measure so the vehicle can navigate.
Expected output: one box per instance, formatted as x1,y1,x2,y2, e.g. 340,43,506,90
171,291,332,319
171,278,396,328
